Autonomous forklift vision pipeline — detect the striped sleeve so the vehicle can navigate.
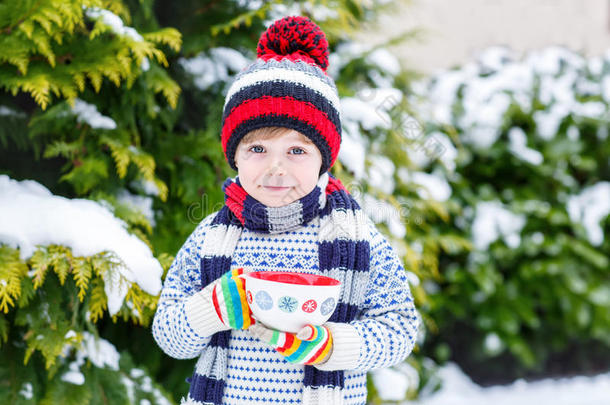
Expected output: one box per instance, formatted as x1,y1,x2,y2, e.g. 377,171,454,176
349,219,420,371
152,213,219,359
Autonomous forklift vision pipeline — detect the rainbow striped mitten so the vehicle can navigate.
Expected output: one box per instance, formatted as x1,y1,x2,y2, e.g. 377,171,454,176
212,268,254,330
249,323,333,365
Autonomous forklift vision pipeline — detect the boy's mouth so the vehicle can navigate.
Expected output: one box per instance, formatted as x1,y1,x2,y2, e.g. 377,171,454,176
262,185,291,191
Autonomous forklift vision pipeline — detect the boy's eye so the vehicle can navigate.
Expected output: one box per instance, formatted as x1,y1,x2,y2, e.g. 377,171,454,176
249,145,265,153
290,147,305,155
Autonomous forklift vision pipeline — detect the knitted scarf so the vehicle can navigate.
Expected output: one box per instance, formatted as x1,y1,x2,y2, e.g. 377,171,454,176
185,172,371,405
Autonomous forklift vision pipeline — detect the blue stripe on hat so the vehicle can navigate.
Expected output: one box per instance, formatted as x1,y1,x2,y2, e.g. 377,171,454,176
222,82,341,137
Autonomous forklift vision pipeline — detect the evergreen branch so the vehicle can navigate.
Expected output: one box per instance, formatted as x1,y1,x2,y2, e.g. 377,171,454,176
72,257,92,301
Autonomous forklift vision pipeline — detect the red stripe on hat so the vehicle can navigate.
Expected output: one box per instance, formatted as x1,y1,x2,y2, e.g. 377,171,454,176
222,96,340,165
225,182,247,224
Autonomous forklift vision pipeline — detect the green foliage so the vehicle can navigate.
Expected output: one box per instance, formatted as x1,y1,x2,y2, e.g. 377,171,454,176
414,47,610,382
0,243,169,403
0,0,441,402
0,0,180,109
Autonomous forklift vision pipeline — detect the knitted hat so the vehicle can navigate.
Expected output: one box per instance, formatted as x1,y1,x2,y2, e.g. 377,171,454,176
221,16,341,174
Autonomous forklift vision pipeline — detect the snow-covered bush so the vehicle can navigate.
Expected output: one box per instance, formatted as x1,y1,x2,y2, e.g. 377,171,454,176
0,176,173,404
411,46,610,382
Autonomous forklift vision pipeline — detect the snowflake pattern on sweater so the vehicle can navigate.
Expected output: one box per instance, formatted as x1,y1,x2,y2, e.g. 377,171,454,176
153,213,419,405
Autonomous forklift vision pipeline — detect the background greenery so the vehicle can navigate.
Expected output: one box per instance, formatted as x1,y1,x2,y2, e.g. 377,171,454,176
1,0,608,404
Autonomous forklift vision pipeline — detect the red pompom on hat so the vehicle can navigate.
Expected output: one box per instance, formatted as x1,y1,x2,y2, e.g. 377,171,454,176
221,16,341,174
256,16,329,71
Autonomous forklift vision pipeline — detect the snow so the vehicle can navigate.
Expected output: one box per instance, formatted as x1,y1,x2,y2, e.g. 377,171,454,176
406,131,458,172
338,122,367,179
471,201,526,250
398,168,452,202
131,178,161,197
342,96,389,130
179,47,249,90
361,194,407,239
372,367,410,400
19,383,33,399
85,7,143,42
368,155,396,194
341,87,403,131
601,76,610,102
61,332,120,385
116,189,156,226
61,369,85,385
71,98,117,130
508,127,543,165
533,103,570,141
367,48,402,76
339,87,402,180
412,45,610,149
85,5,152,71
81,331,120,370
0,175,163,315
0,105,25,117
566,182,610,246
408,363,610,405
483,332,504,355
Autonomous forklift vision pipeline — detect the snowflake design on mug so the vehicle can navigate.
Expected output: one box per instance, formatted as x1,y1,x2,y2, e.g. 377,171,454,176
301,299,317,313
255,290,273,311
320,297,336,316
278,296,298,313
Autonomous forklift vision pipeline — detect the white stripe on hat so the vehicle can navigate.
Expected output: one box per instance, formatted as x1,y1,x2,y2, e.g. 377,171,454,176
224,67,340,112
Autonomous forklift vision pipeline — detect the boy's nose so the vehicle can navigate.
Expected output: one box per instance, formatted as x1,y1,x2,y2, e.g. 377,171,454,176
267,155,286,176
267,162,285,176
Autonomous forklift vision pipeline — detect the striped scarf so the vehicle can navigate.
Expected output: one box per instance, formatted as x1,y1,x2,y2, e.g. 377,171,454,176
186,172,371,405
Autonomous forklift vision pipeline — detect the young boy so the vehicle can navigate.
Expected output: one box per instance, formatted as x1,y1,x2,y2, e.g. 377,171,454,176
152,16,419,405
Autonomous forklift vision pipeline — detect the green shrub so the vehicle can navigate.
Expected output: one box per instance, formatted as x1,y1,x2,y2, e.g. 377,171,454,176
412,46,610,382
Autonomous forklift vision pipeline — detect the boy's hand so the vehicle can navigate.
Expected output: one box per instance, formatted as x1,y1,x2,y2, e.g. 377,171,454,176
249,322,333,365
211,268,254,330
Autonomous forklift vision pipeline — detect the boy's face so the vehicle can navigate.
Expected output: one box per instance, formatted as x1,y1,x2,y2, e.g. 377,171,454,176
234,129,323,207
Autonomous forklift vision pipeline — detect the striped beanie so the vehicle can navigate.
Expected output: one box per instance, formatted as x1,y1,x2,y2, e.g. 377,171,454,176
221,16,341,174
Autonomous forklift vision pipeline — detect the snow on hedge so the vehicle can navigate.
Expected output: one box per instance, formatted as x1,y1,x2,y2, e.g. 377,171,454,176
415,46,610,149
0,175,163,315
411,363,610,405
179,47,249,90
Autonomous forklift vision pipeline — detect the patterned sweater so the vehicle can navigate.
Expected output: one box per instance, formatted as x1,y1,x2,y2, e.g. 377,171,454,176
152,212,419,405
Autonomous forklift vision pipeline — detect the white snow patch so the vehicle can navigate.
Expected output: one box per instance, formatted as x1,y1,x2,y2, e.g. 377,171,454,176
19,383,33,399
71,99,117,130
338,121,367,179
179,47,249,90
508,127,543,165
372,367,410,401
0,175,163,315
361,194,406,239
412,363,610,405
367,48,401,76
85,7,143,42
116,189,156,226
471,201,526,250
398,168,452,202
368,155,396,194
566,182,610,246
